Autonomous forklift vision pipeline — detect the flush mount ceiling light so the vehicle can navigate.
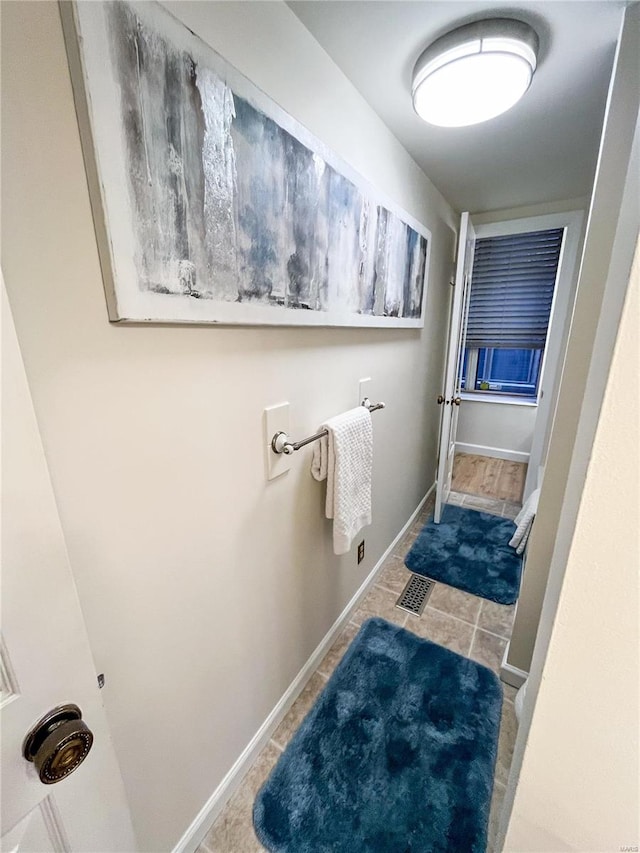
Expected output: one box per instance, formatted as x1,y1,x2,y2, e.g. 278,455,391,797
412,18,539,128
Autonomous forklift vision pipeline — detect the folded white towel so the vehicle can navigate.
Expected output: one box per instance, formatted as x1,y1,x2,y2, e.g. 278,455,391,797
311,407,373,555
509,487,541,555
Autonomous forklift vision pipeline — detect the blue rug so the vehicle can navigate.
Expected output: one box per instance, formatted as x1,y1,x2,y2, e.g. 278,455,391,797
405,504,523,605
253,617,502,853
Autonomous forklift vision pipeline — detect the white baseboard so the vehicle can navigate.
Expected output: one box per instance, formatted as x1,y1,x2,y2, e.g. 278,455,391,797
500,642,529,689
174,482,435,853
456,442,530,464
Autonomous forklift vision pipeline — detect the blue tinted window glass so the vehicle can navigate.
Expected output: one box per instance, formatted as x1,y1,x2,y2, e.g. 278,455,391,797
477,348,487,378
460,348,468,388
471,348,542,397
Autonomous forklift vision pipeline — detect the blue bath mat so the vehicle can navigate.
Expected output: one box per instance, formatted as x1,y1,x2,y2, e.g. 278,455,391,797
253,617,502,853
405,503,522,605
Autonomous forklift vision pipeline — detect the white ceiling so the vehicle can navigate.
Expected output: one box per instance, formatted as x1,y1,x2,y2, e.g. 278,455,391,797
288,1,626,213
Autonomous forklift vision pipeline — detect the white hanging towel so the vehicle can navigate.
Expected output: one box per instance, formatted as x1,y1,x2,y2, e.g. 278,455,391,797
311,407,373,555
509,488,541,555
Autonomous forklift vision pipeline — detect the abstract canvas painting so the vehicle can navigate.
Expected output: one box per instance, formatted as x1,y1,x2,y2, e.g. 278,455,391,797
63,2,431,326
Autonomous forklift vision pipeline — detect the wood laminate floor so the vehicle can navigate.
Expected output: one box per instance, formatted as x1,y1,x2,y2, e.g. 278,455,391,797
452,452,527,504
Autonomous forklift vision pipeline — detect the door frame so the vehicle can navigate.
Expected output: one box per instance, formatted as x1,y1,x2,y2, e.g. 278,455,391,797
434,211,475,522
466,210,586,501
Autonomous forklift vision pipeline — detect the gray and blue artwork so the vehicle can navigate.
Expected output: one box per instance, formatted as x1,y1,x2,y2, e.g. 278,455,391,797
105,3,428,323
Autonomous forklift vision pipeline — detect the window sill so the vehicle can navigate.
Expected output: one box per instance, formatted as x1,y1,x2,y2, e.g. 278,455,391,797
460,392,538,407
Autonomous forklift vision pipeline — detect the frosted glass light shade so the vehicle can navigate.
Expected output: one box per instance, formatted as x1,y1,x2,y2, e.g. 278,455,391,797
412,19,538,128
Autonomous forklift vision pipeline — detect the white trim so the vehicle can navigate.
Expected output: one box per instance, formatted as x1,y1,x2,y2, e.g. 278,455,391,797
435,211,474,524
475,211,585,502
474,211,583,240
460,392,537,408
173,482,436,853
471,197,590,226
500,642,529,688
455,442,530,464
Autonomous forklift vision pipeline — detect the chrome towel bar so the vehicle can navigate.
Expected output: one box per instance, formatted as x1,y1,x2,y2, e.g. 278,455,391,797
271,398,385,455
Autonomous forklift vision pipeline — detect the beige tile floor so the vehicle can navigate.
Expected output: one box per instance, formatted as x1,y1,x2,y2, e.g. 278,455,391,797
199,487,520,853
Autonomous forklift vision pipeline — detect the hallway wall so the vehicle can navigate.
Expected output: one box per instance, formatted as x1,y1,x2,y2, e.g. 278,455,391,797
506,4,639,675
0,2,456,849
456,401,536,463
504,234,639,853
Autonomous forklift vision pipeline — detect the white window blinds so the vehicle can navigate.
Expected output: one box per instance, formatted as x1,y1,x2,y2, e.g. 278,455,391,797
466,228,564,350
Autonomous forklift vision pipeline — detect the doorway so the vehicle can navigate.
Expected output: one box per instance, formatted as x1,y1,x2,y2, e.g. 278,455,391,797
441,208,585,521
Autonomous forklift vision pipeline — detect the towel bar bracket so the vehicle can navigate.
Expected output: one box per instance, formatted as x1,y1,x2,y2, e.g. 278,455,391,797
271,430,322,455
271,399,385,456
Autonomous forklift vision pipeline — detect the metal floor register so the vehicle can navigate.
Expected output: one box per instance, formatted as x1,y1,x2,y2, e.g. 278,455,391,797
396,574,435,616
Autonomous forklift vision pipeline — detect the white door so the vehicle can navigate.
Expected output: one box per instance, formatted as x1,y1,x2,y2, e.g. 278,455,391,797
434,212,476,523
1,283,136,852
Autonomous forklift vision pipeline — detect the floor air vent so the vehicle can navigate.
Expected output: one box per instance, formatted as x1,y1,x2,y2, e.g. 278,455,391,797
396,575,435,616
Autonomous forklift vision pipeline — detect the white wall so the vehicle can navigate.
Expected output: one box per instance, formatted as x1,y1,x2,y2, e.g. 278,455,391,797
499,12,639,834
0,2,456,849
506,5,639,675
456,401,537,462
503,234,639,853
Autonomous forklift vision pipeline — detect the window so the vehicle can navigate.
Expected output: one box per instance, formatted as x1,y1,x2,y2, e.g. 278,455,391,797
461,227,564,400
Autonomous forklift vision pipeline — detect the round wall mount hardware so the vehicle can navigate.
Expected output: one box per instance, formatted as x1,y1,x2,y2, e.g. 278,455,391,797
22,703,94,785
271,431,294,455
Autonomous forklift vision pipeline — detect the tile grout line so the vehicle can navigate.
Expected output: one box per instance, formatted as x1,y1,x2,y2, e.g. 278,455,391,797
470,596,482,656
271,736,288,752
424,603,512,643
371,580,514,643
377,581,405,596
373,580,513,642
468,629,478,658
477,626,513,641
423,604,478,632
